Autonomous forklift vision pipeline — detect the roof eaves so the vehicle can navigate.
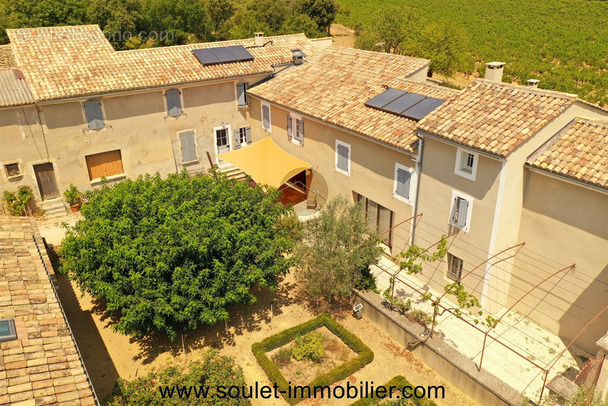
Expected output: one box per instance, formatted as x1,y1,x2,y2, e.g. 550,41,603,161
415,128,506,160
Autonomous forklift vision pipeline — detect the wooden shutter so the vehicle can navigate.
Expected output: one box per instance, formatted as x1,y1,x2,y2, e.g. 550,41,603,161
85,150,123,180
233,128,241,149
457,198,469,227
450,197,458,224
396,168,411,199
245,127,252,144
262,105,270,129
179,131,197,162
84,100,104,130
166,89,182,117
337,144,349,172
236,83,247,108
287,115,292,140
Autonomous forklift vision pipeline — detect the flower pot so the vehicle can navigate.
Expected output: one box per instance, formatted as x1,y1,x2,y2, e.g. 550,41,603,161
70,204,81,212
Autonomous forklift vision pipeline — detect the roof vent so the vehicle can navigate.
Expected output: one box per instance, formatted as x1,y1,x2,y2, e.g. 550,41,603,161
291,49,306,65
12,69,25,80
485,62,505,82
526,79,540,88
254,32,264,47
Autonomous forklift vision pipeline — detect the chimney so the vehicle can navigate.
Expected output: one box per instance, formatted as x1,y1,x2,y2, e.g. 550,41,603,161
526,79,540,89
291,49,306,65
485,62,505,82
254,32,264,47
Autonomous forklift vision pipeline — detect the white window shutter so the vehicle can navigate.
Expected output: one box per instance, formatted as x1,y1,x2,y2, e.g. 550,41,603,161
245,127,251,144
233,128,241,149
450,197,458,224
287,115,292,140
262,105,270,129
457,198,469,227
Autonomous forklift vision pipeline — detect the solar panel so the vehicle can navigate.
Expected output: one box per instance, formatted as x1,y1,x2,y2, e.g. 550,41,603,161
364,88,405,109
192,45,254,66
383,93,426,115
401,97,445,121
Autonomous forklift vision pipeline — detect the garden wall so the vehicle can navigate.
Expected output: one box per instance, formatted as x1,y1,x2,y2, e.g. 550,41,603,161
351,290,525,406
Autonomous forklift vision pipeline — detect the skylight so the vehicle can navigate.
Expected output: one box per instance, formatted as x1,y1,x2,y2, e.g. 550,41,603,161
192,45,254,66
365,88,445,121
0,319,17,342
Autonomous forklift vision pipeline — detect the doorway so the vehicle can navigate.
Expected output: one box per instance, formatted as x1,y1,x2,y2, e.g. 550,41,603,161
33,162,60,200
214,125,232,163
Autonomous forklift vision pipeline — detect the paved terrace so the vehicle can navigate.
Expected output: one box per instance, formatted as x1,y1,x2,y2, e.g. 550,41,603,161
371,256,589,402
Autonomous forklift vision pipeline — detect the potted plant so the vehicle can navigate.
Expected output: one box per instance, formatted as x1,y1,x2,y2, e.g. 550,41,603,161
63,184,82,212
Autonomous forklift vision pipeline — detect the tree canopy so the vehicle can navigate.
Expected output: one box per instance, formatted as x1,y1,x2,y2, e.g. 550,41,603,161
294,196,383,302
60,172,294,339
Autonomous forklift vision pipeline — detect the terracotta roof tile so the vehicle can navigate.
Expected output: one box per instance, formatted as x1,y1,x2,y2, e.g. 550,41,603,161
249,47,458,153
527,118,608,190
418,80,577,157
7,25,318,101
0,69,34,107
0,217,96,405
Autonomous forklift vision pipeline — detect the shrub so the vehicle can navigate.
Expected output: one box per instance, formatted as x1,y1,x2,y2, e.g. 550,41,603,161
271,346,293,367
63,184,82,206
350,375,438,406
407,309,432,328
292,331,325,363
2,186,33,216
252,313,374,404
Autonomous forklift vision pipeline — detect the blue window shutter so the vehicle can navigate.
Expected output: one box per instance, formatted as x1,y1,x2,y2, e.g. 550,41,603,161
287,115,292,140
166,89,182,117
233,128,241,149
245,127,252,144
236,83,247,108
396,168,411,199
84,100,104,130
179,131,197,162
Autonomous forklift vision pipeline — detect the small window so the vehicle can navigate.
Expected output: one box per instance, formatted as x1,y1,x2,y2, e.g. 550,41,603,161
335,140,350,176
166,89,182,117
4,162,21,178
0,319,17,342
83,100,105,130
234,127,251,149
236,83,247,108
287,114,304,145
179,131,197,162
447,254,463,281
455,147,478,180
449,191,473,231
394,163,413,204
85,150,124,181
261,103,271,131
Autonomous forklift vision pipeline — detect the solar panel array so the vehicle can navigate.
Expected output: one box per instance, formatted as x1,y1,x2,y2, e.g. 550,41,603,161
365,88,445,121
192,45,254,66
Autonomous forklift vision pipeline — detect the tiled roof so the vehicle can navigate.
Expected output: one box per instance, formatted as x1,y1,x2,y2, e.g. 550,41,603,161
248,47,458,153
417,80,577,157
527,118,608,190
0,45,15,69
0,217,96,406
7,25,318,101
0,69,34,107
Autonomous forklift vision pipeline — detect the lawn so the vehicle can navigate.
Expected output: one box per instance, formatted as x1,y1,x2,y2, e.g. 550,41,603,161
336,0,608,105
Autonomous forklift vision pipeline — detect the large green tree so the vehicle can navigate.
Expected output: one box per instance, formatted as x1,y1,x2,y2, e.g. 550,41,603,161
294,196,383,302
295,0,337,35
60,172,294,339
142,0,213,45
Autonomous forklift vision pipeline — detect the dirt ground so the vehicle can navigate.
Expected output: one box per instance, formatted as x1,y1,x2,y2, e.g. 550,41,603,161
37,216,477,406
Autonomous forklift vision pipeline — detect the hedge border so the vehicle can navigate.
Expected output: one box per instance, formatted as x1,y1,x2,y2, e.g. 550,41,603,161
349,375,439,406
252,313,374,404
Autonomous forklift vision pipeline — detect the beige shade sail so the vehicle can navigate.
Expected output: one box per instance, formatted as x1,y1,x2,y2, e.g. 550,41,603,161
217,137,311,188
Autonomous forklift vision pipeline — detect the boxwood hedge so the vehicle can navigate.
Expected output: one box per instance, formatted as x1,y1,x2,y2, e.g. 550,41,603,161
349,375,439,406
252,313,374,404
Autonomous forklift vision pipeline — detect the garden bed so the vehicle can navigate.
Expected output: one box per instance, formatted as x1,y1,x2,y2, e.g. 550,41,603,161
252,313,374,404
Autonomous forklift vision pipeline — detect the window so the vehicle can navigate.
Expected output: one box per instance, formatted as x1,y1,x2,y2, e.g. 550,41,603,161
4,162,21,178
335,140,350,176
165,89,182,117
83,100,105,130
234,127,251,149
287,114,304,145
455,147,478,180
447,253,463,281
261,103,271,131
449,190,473,232
178,131,197,162
394,163,413,204
357,194,394,247
0,319,17,342
85,150,124,181
236,83,247,108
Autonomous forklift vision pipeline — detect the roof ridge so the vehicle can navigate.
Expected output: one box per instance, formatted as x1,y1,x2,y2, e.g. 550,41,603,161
328,46,430,64
573,116,608,127
388,77,462,95
526,118,578,163
475,79,578,99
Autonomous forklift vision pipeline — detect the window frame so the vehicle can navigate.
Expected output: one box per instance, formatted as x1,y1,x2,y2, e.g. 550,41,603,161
449,189,474,232
289,113,304,146
335,140,351,176
83,99,106,131
454,147,479,181
165,88,183,118
3,161,22,179
261,102,271,131
0,319,17,342
85,149,125,182
446,253,463,282
393,163,414,205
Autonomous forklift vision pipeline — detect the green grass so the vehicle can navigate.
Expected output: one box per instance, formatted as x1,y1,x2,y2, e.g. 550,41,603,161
336,0,608,105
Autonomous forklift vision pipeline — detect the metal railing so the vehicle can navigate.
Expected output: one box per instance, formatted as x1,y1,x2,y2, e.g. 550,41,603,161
278,180,327,202
32,234,100,406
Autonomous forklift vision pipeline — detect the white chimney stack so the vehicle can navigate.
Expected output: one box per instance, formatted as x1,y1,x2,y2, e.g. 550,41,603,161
485,62,505,82
526,79,540,88
254,32,264,47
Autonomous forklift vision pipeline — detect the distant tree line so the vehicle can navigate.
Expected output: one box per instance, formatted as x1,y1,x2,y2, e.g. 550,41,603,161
0,0,337,49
